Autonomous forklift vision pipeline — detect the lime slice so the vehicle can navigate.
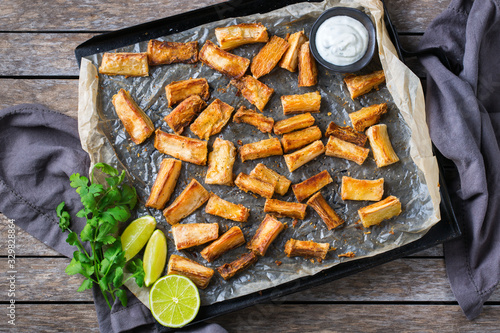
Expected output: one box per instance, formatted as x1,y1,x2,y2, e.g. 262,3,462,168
121,215,156,261
149,275,201,328
143,229,167,287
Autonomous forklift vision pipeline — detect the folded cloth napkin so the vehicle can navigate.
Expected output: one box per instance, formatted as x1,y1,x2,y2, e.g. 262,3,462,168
419,0,500,320
0,104,227,333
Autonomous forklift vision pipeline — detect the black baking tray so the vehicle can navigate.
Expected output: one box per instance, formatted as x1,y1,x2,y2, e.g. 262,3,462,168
75,0,461,330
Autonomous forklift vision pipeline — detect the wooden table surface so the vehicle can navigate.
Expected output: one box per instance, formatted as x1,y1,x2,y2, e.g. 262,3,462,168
1,0,499,332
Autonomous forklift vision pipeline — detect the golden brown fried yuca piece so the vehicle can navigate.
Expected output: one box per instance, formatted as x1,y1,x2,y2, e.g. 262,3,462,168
172,223,219,250
341,176,384,201
325,136,369,165
292,170,333,202
145,158,182,210
325,121,368,147
164,95,207,135
199,40,250,79
283,140,325,172
205,194,250,222
154,129,208,165
365,124,400,168
165,78,210,107
307,192,344,230
167,254,214,289
279,30,307,72
234,172,275,199
358,195,402,228
201,226,246,262
247,214,285,256
281,91,321,115
163,179,210,225
249,163,291,196
230,76,274,111
344,69,386,99
349,103,388,132
264,199,307,220
217,252,258,280
190,99,234,140
233,106,274,133
281,126,322,153
205,137,236,186
99,52,149,77
239,137,283,162
111,89,155,144
215,23,269,50
251,35,289,79
147,40,198,66
298,42,318,87
273,113,316,135
284,239,329,260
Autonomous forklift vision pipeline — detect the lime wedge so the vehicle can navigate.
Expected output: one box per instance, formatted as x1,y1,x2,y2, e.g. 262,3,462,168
149,275,200,328
143,229,167,287
121,215,156,261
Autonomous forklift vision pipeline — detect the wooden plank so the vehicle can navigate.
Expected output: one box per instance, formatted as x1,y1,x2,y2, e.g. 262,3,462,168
385,0,451,33
8,304,98,333
0,33,92,76
7,304,500,332
0,79,78,117
0,0,448,33
2,257,498,303
0,0,227,32
0,214,61,256
210,304,500,332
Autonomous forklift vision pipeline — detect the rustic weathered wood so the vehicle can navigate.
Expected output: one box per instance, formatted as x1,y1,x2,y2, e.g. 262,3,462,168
8,304,98,333
0,214,61,256
3,256,498,302
0,0,228,32
0,79,78,117
0,33,93,76
210,304,500,332
6,304,500,332
0,0,448,33
385,0,451,33
0,257,93,302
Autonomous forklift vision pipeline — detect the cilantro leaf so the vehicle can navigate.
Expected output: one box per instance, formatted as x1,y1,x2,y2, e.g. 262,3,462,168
113,267,124,288
115,288,128,308
69,173,89,191
120,184,137,210
65,258,83,276
56,202,71,232
93,163,119,177
77,278,93,292
101,206,130,225
80,224,94,242
127,258,145,288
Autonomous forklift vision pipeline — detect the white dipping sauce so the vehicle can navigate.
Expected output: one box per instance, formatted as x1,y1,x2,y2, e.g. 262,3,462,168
315,15,369,66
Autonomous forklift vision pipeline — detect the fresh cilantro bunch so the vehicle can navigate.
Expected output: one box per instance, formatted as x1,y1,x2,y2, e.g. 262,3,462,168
57,163,145,309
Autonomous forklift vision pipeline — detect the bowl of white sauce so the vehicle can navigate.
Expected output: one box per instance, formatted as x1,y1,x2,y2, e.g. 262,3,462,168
309,7,376,72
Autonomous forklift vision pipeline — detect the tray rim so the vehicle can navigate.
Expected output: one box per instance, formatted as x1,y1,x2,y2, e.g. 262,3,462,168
74,0,461,330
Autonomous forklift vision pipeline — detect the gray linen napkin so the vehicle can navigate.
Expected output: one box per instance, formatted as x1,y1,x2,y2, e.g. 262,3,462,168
419,0,500,320
0,104,227,333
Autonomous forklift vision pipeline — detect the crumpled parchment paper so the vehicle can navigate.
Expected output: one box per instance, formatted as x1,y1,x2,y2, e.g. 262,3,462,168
78,0,440,307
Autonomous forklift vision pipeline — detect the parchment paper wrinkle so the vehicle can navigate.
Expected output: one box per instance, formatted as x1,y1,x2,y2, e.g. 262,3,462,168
78,0,440,307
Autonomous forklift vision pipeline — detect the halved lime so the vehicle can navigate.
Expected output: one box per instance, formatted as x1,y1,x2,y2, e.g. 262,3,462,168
149,275,200,328
143,229,167,287
121,215,156,261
